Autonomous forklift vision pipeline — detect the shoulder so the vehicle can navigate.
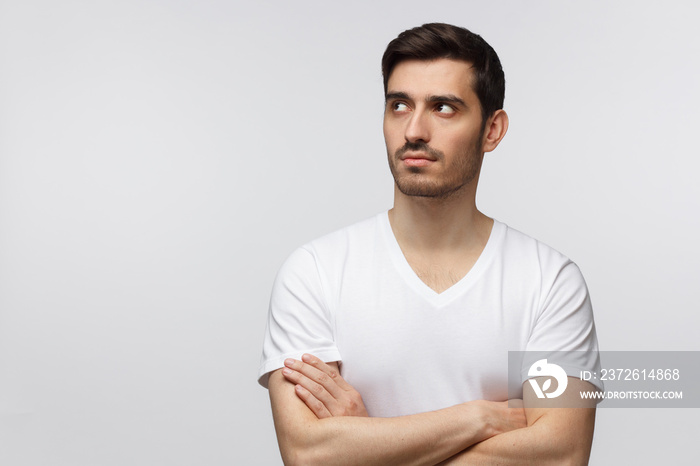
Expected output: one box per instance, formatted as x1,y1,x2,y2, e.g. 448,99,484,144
495,221,588,299
275,212,385,279
497,220,578,271
295,212,384,261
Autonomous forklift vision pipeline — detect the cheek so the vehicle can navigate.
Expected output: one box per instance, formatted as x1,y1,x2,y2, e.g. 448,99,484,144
448,133,477,154
383,122,402,151
382,114,391,136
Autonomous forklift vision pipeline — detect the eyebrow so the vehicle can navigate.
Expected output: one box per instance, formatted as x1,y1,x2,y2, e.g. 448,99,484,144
385,92,466,107
385,91,410,103
427,94,466,107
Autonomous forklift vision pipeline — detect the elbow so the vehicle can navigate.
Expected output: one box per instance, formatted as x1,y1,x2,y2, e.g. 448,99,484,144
282,449,332,466
278,440,308,466
557,455,589,466
279,439,333,466
562,449,593,466
550,439,593,466
281,448,311,466
529,449,588,466
280,448,306,466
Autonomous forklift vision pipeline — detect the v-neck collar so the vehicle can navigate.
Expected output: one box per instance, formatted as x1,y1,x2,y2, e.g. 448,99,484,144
379,211,504,307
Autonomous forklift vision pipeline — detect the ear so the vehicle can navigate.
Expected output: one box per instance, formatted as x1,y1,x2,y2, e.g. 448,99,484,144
482,109,509,153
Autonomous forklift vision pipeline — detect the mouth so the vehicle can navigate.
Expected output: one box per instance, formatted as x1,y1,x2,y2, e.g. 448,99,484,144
400,152,437,167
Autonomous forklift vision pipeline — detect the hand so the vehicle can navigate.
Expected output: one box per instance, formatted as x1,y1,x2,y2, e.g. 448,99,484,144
472,399,527,437
282,353,369,419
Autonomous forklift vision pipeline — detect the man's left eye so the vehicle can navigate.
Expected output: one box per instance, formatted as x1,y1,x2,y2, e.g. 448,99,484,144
436,104,455,114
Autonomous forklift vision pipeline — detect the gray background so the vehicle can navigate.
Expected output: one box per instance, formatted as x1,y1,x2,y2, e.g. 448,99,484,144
1,0,698,464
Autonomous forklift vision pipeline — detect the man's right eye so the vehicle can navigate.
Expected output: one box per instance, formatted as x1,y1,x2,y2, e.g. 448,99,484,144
392,102,409,112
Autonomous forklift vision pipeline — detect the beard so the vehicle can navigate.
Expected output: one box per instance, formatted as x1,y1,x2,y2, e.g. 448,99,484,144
387,139,483,200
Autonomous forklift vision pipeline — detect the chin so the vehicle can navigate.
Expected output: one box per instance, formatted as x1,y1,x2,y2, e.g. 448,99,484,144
395,181,458,199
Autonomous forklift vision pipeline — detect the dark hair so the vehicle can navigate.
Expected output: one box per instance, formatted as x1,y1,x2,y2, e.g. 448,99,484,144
382,23,505,122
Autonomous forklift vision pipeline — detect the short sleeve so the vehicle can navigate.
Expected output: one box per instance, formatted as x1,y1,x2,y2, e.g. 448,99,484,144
257,246,340,388
527,260,598,353
523,255,603,391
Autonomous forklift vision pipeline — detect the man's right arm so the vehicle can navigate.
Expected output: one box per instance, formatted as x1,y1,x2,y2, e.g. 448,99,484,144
264,248,525,464
268,362,525,466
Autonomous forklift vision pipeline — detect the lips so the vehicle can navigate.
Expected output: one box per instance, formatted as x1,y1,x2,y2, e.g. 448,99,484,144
399,151,437,162
401,156,436,168
400,151,437,167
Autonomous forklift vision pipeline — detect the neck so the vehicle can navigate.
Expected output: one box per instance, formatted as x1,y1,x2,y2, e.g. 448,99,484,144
388,183,492,254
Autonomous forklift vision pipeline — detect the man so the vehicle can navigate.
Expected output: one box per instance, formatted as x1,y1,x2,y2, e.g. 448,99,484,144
258,23,601,465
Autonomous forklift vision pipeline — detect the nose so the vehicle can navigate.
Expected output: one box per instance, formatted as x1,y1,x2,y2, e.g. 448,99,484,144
404,110,430,143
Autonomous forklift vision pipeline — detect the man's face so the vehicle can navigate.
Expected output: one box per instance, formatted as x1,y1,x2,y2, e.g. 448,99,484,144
383,59,485,199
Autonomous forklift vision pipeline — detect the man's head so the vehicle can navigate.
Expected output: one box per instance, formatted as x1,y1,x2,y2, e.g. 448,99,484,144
382,24,509,200
382,23,505,126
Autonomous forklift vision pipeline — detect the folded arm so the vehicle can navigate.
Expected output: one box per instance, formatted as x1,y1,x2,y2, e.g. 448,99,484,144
438,377,598,465
269,354,527,466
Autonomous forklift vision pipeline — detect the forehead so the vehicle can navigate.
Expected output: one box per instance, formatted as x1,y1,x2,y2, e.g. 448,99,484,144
386,58,476,100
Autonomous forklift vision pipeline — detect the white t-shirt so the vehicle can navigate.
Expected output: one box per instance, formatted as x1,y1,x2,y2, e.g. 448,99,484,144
258,212,600,417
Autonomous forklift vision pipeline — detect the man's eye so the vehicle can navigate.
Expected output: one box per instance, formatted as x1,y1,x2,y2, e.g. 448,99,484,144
436,104,455,114
392,102,409,112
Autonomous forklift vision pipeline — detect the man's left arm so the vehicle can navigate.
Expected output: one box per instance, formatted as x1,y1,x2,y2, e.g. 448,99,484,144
438,377,597,466
438,255,600,465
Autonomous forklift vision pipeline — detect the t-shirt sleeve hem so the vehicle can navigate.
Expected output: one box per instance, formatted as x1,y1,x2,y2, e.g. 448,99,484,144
257,347,343,389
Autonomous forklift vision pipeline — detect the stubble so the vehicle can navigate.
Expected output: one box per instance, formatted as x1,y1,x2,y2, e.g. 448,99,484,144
387,139,483,200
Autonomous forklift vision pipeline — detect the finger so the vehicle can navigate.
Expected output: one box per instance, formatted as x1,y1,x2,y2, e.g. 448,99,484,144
300,354,354,391
285,357,345,398
283,359,369,418
294,384,332,419
282,366,339,411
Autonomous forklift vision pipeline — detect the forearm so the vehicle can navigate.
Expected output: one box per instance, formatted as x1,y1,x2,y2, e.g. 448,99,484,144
438,408,596,466
270,370,502,466
290,404,490,466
